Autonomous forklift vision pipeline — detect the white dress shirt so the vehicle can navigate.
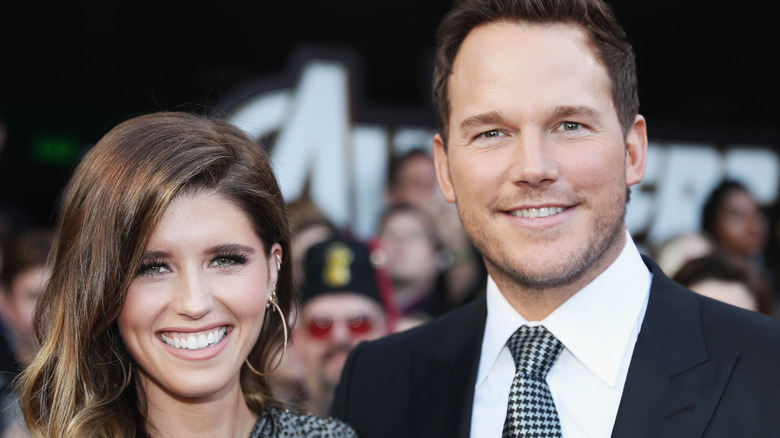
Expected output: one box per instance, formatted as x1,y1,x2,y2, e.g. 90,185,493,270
470,233,652,438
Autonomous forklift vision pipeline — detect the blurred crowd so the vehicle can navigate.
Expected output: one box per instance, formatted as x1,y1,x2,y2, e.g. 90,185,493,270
653,179,779,316
1,108,780,434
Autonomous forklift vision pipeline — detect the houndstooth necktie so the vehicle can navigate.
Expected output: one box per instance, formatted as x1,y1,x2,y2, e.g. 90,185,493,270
502,325,564,438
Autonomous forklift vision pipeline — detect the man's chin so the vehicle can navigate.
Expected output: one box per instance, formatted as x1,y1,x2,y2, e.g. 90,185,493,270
321,351,350,386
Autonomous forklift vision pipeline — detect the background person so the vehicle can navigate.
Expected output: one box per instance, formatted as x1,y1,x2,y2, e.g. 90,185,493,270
267,196,341,406
293,237,390,416
673,253,775,315
700,179,776,308
652,231,716,279
0,228,54,367
701,179,769,267
0,228,53,438
16,112,355,437
386,148,485,307
374,204,449,329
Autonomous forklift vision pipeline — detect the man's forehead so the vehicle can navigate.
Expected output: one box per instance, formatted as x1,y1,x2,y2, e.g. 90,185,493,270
447,21,613,132
303,292,384,314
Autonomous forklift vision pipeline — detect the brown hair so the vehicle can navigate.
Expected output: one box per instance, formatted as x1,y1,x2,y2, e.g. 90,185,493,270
377,203,443,253
1,228,54,290
673,253,775,316
18,112,293,437
433,0,639,143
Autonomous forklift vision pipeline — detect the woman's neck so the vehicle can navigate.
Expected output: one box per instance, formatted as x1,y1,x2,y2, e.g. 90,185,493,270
393,278,436,311
142,381,257,438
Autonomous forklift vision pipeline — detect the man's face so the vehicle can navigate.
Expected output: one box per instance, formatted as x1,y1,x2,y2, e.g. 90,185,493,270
433,22,646,301
296,293,387,392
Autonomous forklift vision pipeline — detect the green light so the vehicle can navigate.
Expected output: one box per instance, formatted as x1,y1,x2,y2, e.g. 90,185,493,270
31,133,81,165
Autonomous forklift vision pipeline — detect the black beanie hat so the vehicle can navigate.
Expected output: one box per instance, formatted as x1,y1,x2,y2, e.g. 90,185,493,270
301,237,384,307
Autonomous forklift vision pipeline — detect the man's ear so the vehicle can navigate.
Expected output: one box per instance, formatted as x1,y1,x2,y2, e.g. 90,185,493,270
625,115,648,187
433,133,456,203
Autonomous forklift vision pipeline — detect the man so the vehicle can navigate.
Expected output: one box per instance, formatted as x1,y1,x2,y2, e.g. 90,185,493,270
330,0,780,436
294,237,390,416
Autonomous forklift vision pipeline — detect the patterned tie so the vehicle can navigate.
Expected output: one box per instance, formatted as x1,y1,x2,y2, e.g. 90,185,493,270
502,325,564,438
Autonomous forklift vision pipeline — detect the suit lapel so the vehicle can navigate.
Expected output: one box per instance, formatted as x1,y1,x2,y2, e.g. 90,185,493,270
611,257,738,437
410,299,487,438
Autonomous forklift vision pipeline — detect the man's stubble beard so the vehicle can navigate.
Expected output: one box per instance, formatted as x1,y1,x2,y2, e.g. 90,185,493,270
457,188,629,292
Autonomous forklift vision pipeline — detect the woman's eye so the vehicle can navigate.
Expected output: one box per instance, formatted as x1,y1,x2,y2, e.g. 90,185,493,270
214,257,234,266
137,262,169,276
211,254,248,268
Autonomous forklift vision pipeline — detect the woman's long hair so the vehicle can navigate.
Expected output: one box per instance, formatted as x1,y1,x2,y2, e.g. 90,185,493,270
17,112,293,437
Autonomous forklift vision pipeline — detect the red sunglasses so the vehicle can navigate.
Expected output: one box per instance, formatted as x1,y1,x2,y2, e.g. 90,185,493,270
305,313,375,339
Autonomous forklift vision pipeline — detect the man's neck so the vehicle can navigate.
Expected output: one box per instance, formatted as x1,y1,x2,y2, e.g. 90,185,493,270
490,232,628,321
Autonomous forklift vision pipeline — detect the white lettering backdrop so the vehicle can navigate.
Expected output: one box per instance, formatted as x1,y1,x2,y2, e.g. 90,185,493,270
227,57,780,250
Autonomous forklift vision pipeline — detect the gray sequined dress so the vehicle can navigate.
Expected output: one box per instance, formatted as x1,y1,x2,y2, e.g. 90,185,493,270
249,406,357,437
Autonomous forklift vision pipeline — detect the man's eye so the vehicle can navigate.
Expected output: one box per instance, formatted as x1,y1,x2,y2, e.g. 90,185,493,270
562,122,581,131
479,129,502,138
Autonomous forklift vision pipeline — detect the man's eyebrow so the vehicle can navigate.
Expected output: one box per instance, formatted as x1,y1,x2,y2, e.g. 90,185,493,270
550,105,600,120
458,106,601,132
458,111,507,132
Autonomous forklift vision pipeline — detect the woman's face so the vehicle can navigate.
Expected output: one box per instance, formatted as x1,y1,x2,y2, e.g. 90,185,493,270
118,191,280,402
715,189,768,258
379,210,439,284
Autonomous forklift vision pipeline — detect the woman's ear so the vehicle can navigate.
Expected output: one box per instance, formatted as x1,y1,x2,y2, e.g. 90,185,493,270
267,243,283,289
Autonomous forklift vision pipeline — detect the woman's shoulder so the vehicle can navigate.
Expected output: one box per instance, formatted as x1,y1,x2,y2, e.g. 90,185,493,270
250,405,357,438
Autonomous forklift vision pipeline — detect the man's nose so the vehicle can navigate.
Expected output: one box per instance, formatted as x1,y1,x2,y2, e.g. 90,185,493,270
508,131,560,187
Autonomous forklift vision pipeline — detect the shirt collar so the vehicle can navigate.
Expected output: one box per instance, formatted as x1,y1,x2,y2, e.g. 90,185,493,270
478,233,651,387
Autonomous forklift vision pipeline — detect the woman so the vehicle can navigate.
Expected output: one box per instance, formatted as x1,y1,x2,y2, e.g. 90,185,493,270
701,179,768,263
17,112,356,437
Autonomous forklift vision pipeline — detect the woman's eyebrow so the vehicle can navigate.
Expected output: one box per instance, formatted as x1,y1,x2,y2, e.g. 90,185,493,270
205,243,257,255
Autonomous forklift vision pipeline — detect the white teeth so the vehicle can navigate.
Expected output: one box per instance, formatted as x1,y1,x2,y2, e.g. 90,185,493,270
161,327,227,351
510,207,565,218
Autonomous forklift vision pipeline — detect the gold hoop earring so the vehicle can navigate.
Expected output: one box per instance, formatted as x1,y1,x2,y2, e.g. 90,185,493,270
245,286,288,377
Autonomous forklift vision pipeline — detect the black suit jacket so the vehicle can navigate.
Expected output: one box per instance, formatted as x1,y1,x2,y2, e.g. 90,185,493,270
330,257,780,437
